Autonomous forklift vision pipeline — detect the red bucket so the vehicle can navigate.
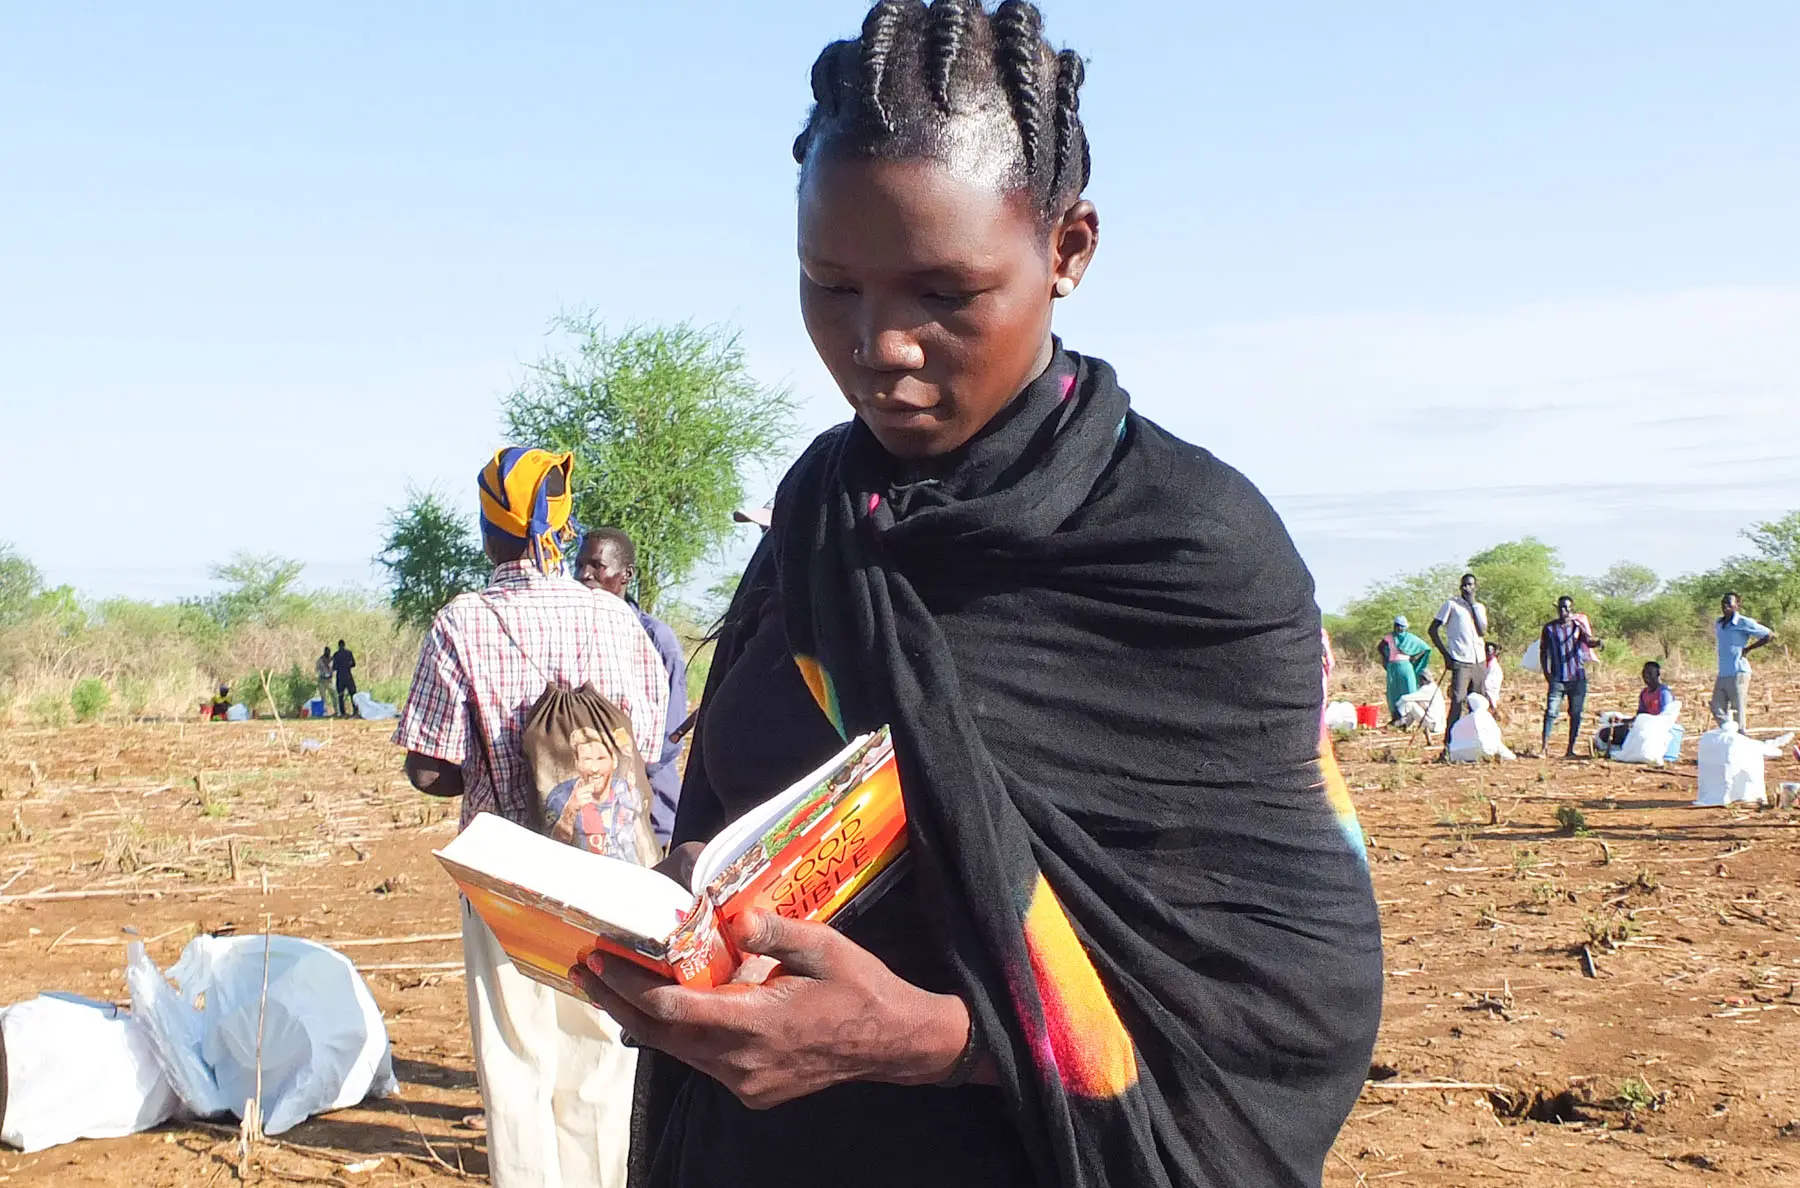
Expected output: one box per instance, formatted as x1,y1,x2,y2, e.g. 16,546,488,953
1355,704,1380,729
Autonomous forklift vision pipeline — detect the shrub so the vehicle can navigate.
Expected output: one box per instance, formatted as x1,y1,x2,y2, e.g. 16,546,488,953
69,677,111,722
26,693,67,727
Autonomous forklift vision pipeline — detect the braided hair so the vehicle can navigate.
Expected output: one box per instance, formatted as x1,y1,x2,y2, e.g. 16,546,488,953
793,0,1091,222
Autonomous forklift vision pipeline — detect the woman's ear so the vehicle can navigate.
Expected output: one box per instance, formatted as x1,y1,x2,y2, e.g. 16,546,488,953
1050,199,1100,295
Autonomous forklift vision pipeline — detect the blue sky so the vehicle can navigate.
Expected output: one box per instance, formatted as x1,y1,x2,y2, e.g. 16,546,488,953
3,1,1797,610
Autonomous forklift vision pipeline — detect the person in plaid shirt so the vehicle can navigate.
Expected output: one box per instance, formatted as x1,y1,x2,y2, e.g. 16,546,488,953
396,447,667,1188
1537,594,1604,758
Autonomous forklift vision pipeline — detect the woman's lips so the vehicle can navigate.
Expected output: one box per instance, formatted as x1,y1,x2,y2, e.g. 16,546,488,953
859,397,942,429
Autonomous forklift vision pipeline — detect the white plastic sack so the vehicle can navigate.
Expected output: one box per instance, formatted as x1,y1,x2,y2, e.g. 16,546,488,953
351,691,397,721
1518,639,1542,674
1397,683,1446,735
1613,700,1684,765
1695,721,1766,807
127,936,397,1136
0,994,181,1152
225,703,250,722
1446,694,1515,762
1322,701,1358,733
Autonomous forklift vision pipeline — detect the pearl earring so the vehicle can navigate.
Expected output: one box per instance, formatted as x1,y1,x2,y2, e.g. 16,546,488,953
1053,277,1076,298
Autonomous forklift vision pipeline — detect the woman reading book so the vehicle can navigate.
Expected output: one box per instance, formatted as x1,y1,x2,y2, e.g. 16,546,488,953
571,4,1383,1185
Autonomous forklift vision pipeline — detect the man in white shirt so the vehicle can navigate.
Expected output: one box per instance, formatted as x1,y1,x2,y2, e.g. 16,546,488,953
1430,572,1490,745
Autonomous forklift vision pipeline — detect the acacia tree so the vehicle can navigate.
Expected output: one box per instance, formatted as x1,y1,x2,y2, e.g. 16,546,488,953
502,314,795,611
377,489,488,631
0,543,42,626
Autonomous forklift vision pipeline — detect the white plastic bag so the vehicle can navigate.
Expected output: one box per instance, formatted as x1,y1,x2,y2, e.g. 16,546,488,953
127,936,397,1135
225,703,250,722
1614,700,1684,765
1397,683,1446,735
0,994,181,1153
1322,701,1358,734
1518,639,1542,673
1695,721,1766,806
1446,694,1515,762
351,691,398,721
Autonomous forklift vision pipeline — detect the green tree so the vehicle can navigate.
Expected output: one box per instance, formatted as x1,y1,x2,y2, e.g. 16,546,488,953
1331,563,1463,660
0,543,42,626
377,488,488,631
1465,537,1573,649
1709,511,1800,627
502,314,796,611
1591,561,1660,604
197,553,306,628
1612,591,1708,659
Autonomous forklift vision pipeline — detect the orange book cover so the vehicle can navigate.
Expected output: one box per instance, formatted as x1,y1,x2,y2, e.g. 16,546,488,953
436,728,904,994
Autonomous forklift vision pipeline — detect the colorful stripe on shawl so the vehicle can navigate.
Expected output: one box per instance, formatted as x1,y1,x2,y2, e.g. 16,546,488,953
796,654,1139,1101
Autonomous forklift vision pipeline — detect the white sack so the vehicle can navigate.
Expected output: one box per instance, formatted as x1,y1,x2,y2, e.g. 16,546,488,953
351,691,397,721
127,936,397,1136
1446,693,1515,762
1397,683,1446,735
1613,700,1684,765
0,994,181,1153
1322,702,1358,733
1695,721,1767,806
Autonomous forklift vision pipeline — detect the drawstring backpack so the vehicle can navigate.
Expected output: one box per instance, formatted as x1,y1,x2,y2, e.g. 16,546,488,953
473,597,661,867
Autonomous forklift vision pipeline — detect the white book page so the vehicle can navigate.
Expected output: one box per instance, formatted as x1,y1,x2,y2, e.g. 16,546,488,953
440,813,694,940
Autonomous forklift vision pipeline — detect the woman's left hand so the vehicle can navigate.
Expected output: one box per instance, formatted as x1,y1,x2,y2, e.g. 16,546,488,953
570,910,970,1109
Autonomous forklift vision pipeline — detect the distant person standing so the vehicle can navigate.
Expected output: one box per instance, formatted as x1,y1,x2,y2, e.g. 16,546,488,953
1376,615,1431,725
1482,641,1506,708
315,646,335,715
1430,573,1490,741
332,639,358,718
1538,595,1604,758
394,447,667,1188
575,527,688,848
1712,592,1774,728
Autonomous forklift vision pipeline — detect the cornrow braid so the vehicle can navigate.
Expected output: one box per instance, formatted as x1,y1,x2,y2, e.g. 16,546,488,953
1051,48,1087,196
923,0,973,113
990,0,1044,171
793,0,1090,221
858,0,918,134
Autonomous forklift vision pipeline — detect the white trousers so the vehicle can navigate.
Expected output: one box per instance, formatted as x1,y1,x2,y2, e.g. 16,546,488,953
462,900,637,1187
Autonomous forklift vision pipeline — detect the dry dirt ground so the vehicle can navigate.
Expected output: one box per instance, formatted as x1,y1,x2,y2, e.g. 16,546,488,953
1,660,1798,1186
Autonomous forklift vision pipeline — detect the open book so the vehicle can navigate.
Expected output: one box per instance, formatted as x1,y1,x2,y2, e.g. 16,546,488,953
436,727,905,993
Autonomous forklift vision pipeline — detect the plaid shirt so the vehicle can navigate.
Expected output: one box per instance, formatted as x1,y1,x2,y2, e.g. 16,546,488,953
393,561,669,828
1540,616,1594,684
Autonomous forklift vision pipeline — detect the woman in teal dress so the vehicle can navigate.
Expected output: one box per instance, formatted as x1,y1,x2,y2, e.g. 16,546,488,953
1377,615,1432,724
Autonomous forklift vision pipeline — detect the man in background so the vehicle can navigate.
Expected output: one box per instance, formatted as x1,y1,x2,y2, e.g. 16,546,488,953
395,448,667,1188
315,646,335,716
576,527,687,847
1713,592,1775,728
1600,661,1675,752
332,639,357,718
1430,573,1489,744
1538,595,1604,758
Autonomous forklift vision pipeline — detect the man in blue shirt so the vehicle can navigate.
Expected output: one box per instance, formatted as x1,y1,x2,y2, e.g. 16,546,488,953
577,528,689,847
1713,592,1775,729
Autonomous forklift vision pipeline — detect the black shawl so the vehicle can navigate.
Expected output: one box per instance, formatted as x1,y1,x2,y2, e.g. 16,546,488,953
643,348,1382,1188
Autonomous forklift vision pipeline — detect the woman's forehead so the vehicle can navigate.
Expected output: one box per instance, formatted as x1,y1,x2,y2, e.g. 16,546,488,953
798,156,1041,271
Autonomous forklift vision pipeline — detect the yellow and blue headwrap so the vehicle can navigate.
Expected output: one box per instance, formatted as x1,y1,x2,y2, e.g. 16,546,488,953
478,447,579,574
